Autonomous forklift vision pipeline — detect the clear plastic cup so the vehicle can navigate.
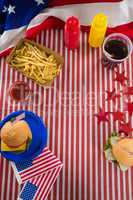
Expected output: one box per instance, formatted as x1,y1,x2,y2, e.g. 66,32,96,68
102,33,133,69
9,81,31,102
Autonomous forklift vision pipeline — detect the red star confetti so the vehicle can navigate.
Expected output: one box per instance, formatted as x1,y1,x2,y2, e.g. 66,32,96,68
119,121,133,136
114,71,128,86
106,88,121,102
123,86,133,96
94,107,109,124
124,101,133,116
120,85,131,101
110,111,125,122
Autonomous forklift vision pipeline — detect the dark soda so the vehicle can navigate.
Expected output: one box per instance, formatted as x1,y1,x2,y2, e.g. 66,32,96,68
105,40,128,60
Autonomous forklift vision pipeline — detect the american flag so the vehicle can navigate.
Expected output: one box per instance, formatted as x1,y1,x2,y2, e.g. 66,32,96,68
11,147,63,199
0,0,133,57
18,167,62,200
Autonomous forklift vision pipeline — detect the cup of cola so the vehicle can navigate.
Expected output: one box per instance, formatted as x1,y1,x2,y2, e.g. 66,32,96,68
102,33,133,69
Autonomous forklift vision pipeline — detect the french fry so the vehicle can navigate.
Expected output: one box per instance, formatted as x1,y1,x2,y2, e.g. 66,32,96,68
7,39,64,86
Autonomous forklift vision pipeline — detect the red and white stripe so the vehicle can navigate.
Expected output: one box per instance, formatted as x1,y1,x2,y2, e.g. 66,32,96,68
13,113,26,124
1,29,133,200
11,147,62,184
18,166,62,200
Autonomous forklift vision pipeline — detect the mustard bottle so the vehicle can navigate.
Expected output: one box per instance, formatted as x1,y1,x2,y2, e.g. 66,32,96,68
89,13,108,48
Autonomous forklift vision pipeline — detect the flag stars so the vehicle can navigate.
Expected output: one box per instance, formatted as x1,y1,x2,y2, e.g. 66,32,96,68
8,5,16,14
35,0,45,6
2,5,15,14
2,6,8,13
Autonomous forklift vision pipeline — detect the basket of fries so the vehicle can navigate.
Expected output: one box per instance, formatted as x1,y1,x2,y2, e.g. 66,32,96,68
7,39,64,86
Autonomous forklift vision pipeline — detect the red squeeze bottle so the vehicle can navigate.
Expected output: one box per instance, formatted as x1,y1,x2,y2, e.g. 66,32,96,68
64,16,80,49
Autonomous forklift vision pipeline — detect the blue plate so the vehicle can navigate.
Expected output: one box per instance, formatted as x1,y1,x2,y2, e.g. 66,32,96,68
0,111,47,163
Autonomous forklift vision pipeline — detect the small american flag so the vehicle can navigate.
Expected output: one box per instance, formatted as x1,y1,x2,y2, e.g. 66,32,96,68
11,147,63,200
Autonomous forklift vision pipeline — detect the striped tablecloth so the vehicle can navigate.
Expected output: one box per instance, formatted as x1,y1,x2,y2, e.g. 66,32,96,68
0,29,133,200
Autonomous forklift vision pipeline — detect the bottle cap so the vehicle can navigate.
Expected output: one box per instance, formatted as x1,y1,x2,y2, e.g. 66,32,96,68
66,16,79,32
92,13,107,28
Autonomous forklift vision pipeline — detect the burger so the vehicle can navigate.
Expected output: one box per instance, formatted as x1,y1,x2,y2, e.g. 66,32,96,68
0,120,32,153
104,133,133,171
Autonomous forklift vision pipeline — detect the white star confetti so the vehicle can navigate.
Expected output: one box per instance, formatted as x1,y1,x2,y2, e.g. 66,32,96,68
35,0,45,6
8,5,16,14
2,6,8,13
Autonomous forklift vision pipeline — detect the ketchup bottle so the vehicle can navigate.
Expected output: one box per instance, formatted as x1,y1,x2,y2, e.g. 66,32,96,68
64,16,80,49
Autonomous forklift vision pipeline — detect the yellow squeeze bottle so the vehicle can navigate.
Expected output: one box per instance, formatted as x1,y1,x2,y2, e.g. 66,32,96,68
89,13,108,48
